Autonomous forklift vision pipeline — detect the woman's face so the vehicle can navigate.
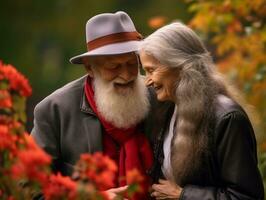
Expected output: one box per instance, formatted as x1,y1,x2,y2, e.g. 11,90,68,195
140,51,180,102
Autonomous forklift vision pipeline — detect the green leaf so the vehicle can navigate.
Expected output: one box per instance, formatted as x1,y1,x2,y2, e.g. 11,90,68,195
188,3,200,12
127,184,140,197
243,82,252,93
0,80,9,90
11,94,27,123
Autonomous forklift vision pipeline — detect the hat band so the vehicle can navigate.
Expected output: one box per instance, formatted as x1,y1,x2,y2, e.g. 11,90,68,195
87,31,142,51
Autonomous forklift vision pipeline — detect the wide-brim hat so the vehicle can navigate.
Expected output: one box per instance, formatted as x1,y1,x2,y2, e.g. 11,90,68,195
70,11,142,64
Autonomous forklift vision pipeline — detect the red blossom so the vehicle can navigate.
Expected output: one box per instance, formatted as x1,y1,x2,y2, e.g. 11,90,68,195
0,125,17,153
125,168,145,197
11,135,51,184
98,191,110,200
75,153,117,190
0,121,29,157
126,168,144,185
0,115,13,124
43,173,77,200
0,90,12,108
0,61,32,97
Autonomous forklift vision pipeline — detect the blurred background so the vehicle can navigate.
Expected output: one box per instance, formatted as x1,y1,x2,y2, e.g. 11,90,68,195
0,0,265,191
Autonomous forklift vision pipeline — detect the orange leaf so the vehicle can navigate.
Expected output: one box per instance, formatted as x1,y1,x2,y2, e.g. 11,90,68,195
148,16,167,29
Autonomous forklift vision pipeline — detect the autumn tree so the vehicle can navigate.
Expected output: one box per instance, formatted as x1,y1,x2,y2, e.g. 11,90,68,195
185,0,266,139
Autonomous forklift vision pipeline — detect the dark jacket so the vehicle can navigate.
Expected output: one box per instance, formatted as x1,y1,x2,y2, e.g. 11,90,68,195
150,95,264,200
31,75,156,176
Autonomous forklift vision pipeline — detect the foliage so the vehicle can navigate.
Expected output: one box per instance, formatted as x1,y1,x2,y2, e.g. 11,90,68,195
0,61,142,200
184,0,266,132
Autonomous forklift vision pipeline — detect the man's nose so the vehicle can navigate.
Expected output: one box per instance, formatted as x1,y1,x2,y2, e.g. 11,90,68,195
119,65,136,81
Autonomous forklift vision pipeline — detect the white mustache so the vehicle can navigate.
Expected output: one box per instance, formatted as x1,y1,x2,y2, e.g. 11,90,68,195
112,78,135,85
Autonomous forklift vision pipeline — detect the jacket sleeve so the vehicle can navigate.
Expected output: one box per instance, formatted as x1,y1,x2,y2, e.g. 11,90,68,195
30,98,61,171
180,111,264,200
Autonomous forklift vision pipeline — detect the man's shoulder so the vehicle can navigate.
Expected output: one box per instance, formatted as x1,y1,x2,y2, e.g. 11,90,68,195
36,75,87,109
53,75,87,96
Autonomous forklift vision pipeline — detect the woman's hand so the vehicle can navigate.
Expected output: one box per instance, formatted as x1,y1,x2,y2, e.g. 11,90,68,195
105,185,128,200
151,179,182,199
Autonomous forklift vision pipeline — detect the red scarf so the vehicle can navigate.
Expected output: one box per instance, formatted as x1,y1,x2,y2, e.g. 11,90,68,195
84,77,153,199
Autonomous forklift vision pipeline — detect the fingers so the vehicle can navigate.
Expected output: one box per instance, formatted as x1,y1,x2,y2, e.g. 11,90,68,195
151,191,168,199
116,185,128,194
158,179,169,184
158,179,179,188
108,185,128,194
152,184,167,194
151,181,182,199
105,186,129,200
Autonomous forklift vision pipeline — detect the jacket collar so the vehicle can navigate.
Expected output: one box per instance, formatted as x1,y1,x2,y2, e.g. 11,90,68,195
80,80,96,115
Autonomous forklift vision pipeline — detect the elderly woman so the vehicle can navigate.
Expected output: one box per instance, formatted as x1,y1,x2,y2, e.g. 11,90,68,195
139,22,264,200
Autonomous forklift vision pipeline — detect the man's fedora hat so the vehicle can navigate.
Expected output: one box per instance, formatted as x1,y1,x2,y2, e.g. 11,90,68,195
70,11,142,64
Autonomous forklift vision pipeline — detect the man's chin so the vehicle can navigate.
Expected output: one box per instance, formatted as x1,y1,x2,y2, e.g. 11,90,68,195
113,83,135,95
113,86,133,96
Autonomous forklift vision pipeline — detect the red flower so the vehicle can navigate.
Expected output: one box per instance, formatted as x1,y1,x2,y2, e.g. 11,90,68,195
0,115,13,124
11,135,51,184
0,61,32,97
126,168,144,185
43,173,77,200
0,125,17,153
0,90,12,108
75,153,117,190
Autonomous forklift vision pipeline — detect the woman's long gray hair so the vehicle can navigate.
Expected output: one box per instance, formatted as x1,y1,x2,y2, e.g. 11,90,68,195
140,22,249,185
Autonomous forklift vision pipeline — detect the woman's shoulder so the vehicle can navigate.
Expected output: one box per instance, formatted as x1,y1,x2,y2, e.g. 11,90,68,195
213,95,254,139
213,95,256,147
214,95,248,122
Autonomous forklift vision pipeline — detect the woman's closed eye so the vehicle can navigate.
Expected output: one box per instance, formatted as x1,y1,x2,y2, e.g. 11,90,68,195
144,67,155,75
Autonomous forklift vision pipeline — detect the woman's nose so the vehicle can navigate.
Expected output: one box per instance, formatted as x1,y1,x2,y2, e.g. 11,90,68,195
145,77,153,86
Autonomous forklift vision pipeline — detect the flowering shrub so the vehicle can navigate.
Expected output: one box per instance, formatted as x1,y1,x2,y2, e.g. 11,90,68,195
0,61,40,199
74,153,118,191
0,61,32,124
0,61,143,200
43,173,78,200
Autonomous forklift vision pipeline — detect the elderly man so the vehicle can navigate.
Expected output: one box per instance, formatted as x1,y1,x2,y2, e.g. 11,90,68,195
31,11,154,199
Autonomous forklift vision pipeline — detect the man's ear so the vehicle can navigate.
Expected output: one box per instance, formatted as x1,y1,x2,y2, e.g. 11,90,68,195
84,64,94,78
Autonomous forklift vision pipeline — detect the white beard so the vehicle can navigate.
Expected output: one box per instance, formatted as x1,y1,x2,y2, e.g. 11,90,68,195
93,74,150,129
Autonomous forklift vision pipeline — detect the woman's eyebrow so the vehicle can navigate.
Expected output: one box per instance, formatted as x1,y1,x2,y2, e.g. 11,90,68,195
142,64,154,68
